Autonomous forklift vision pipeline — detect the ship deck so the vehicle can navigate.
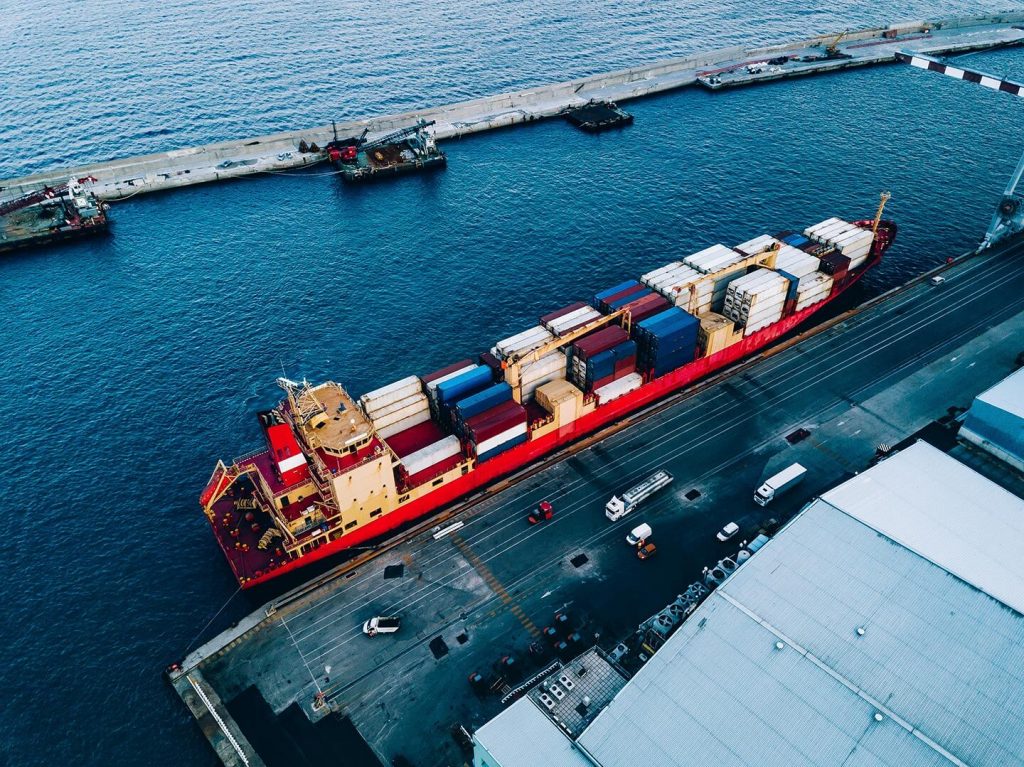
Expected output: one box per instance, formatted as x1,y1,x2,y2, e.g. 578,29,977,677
171,234,1024,766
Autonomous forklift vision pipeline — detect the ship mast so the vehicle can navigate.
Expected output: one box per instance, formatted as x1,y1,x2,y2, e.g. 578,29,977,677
871,191,892,235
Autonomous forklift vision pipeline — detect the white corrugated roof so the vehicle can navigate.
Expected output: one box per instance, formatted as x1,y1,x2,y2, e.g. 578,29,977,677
975,365,1024,419
822,440,1024,615
577,486,1024,766
473,697,591,767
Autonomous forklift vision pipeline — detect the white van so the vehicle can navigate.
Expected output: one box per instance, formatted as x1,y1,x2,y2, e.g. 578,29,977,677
626,523,652,546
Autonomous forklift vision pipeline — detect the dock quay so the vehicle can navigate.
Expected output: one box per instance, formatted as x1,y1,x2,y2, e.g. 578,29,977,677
169,233,1024,767
3,13,1023,205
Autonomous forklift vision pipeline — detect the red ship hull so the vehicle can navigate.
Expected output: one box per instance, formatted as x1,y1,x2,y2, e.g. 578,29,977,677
214,221,895,588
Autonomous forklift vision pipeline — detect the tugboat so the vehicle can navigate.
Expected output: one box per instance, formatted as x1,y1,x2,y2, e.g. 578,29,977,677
326,119,447,182
0,178,109,254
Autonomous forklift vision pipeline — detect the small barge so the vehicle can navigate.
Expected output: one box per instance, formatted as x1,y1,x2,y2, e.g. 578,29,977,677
0,178,109,254
326,119,446,182
564,101,634,132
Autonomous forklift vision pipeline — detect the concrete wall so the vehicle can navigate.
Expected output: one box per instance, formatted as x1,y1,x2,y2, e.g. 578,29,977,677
4,12,1024,201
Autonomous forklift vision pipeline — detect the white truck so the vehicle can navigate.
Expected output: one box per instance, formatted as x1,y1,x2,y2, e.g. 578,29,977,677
754,463,807,506
605,470,673,521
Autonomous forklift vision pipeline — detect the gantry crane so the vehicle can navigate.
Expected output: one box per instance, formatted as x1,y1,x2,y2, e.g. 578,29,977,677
896,51,1024,248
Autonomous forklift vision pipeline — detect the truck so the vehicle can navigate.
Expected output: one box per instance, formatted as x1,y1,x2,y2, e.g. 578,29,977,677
753,463,807,506
362,616,401,636
605,470,673,521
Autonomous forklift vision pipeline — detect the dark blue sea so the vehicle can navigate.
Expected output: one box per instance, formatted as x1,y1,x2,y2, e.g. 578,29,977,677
2,1,1022,764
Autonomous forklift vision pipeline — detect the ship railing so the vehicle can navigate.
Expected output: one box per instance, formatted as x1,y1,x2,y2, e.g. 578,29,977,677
232,447,268,465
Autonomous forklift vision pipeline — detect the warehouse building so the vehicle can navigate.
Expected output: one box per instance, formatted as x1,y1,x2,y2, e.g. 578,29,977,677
959,366,1024,472
473,441,1024,767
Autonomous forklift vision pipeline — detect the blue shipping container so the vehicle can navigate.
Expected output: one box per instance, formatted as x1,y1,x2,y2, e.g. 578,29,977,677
782,233,809,247
453,383,513,423
476,432,529,463
777,269,800,302
607,288,652,310
436,366,493,404
594,279,640,302
586,349,617,379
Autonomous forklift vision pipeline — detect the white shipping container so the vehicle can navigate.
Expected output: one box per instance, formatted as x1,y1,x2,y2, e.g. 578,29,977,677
521,352,567,386
498,326,555,359
735,234,778,255
818,221,857,243
797,272,833,294
795,291,830,311
377,409,432,439
544,305,590,330
401,435,462,476
594,373,643,404
372,398,432,431
360,376,423,411
474,422,528,455
775,245,820,279
426,364,478,392
741,300,785,324
641,262,684,285
551,307,602,334
651,265,699,291
683,244,738,272
803,217,843,237
366,391,429,421
832,227,869,247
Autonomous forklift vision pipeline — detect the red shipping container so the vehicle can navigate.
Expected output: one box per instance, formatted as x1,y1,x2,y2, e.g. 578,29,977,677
614,355,636,374
632,298,672,324
466,401,527,442
470,409,527,443
478,351,503,378
573,326,629,360
421,359,474,385
589,373,617,392
539,301,587,325
599,282,646,310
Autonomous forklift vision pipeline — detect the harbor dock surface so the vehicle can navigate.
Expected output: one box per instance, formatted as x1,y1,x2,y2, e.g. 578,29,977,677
4,13,1023,202
170,234,1024,766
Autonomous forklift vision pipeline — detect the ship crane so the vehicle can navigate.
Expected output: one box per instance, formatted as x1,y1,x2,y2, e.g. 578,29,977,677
824,29,849,57
0,181,72,216
896,51,1024,248
360,119,437,153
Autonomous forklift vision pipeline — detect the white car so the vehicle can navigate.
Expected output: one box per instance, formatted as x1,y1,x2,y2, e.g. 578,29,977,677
362,616,401,636
716,522,740,542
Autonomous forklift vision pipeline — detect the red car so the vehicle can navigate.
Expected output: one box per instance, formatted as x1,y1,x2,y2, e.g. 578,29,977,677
528,501,554,524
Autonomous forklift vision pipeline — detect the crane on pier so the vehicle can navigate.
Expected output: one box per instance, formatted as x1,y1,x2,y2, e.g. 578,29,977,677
896,51,1024,248
0,178,96,217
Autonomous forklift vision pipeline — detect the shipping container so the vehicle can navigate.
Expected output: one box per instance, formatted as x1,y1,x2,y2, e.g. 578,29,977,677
452,383,513,425
640,263,683,287
594,372,643,404
377,409,432,439
781,233,810,248
597,283,646,312
424,363,478,400
435,365,493,405
550,307,603,336
465,400,527,443
475,432,529,463
818,252,852,277
479,351,503,379
360,376,423,414
473,422,528,456
594,280,640,302
607,287,653,311
367,391,429,423
572,325,629,360
401,435,462,476
734,234,778,256
539,301,587,326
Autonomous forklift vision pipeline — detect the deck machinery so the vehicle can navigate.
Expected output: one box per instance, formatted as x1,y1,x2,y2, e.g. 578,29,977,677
326,119,447,182
0,178,109,253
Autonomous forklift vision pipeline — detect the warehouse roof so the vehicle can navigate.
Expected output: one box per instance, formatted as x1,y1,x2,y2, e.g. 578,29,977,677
821,440,1024,615
474,697,591,767
974,365,1024,419
476,442,1024,767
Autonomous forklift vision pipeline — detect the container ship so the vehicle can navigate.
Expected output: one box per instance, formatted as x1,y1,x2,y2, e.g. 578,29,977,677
0,178,109,254
201,194,896,587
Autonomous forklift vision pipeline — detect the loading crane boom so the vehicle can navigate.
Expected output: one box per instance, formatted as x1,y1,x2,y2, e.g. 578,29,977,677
825,29,849,56
362,120,437,152
896,51,1024,247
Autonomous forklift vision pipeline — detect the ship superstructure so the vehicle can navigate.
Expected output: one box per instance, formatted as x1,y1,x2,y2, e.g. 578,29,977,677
201,195,896,587
0,178,109,253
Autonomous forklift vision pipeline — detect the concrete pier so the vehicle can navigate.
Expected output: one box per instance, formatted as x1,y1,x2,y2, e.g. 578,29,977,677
3,12,1023,203
170,234,1024,765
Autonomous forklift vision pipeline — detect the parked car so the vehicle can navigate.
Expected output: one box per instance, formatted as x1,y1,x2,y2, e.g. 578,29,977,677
528,500,554,524
637,542,657,560
716,522,740,542
362,616,401,636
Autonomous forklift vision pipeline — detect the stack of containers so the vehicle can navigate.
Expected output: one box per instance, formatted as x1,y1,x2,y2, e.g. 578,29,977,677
450,382,513,435
736,236,819,281
422,360,476,414
568,326,629,391
359,376,432,439
594,280,645,313
434,366,494,426
542,303,602,336
683,243,748,313
400,435,462,479
795,272,835,310
642,261,706,307
634,308,700,377
575,339,637,392
518,350,568,402
617,290,671,323
803,219,873,268
722,268,789,336
594,372,643,405
464,400,528,462
495,325,555,361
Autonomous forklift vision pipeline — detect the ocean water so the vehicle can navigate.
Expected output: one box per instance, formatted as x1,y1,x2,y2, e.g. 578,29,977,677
1,1,1022,765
